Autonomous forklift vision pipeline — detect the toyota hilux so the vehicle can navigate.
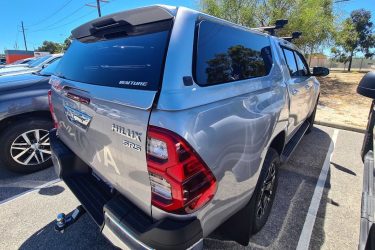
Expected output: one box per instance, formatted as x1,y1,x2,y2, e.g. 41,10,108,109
49,5,329,249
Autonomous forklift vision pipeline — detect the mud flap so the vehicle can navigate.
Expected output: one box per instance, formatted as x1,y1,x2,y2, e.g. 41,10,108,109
212,196,256,246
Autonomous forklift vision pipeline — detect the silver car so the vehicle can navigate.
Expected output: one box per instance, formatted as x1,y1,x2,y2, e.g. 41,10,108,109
0,54,62,76
49,5,328,249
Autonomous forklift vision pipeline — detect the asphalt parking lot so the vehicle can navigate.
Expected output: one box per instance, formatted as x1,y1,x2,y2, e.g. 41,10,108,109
0,125,364,250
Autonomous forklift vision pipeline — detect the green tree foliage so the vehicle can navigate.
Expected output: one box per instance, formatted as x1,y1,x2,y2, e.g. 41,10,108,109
63,35,73,51
36,41,63,54
200,0,257,27
36,35,73,54
200,0,335,64
335,9,374,71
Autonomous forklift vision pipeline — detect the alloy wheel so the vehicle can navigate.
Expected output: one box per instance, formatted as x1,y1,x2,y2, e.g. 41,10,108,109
10,129,51,166
256,162,277,219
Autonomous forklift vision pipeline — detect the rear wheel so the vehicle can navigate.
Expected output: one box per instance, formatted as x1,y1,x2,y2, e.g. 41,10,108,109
250,148,279,233
0,117,53,173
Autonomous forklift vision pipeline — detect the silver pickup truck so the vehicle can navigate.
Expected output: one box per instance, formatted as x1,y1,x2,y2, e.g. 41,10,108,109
49,5,328,249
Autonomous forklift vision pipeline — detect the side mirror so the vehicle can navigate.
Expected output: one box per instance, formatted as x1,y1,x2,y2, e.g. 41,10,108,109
357,72,375,99
42,64,49,69
312,67,329,77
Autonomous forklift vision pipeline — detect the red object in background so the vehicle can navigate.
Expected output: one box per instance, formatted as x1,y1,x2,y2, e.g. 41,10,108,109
5,50,34,64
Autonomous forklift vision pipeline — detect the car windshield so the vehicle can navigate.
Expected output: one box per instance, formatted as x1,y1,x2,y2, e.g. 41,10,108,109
25,58,37,65
39,58,61,76
28,56,51,67
11,58,31,65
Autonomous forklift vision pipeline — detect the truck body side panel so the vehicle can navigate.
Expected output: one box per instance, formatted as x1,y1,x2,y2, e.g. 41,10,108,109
150,8,289,236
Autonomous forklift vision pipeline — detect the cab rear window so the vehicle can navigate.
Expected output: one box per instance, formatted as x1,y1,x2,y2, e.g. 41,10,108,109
54,31,170,90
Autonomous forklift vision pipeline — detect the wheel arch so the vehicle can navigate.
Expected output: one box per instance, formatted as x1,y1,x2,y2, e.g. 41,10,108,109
0,111,52,135
269,130,286,156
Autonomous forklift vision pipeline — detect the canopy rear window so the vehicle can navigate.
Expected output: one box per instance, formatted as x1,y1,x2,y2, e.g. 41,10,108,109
54,30,170,90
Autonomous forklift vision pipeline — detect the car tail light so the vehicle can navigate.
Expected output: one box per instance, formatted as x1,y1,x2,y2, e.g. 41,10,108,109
48,90,59,128
146,126,216,214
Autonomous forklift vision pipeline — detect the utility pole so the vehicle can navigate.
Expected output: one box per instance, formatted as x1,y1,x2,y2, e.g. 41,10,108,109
86,1,108,17
96,0,101,17
21,21,28,51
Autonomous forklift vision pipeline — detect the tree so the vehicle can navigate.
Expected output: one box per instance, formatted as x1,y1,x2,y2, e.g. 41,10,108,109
200,0,257,27
62,35,73,51
200,0,335,64
335,9,374,71
36,41,63,54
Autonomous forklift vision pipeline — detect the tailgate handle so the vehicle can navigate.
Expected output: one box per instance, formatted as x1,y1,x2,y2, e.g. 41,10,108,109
66,92,90,105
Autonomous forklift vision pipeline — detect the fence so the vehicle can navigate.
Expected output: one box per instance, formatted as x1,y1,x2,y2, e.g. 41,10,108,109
308,57,375,72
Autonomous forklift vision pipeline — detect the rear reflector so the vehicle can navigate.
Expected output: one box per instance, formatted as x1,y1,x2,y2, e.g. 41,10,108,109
48,90,58,128
146,126,216,214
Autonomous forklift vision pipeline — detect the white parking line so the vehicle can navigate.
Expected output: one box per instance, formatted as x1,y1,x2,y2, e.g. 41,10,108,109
296,129,339,250
0,178,61,206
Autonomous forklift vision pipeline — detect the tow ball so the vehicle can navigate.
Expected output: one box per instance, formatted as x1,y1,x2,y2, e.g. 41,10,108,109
55,205,86,233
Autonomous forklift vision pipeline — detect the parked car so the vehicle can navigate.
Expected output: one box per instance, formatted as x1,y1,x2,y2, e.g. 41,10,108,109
357,72,375,250
0,54,61,76
10,57,34,65
49,6,328,249
0,58,61,173
0,57,36,69
0,58,6,65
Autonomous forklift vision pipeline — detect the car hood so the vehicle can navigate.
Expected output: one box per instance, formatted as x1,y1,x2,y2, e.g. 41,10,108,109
0,73,49,92
0,65,29,74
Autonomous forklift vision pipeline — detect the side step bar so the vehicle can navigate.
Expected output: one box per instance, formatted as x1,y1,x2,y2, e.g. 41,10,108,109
281,121,310,162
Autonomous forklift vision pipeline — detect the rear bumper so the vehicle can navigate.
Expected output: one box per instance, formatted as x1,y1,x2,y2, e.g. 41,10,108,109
50,129,203,250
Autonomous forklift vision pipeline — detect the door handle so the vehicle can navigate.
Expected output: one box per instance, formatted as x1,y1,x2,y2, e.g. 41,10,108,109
291,89,299,95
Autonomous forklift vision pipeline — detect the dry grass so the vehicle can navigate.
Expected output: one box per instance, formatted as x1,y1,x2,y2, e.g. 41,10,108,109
316,71,371,130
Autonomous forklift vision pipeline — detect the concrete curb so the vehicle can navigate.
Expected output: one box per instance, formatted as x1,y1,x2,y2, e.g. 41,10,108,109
315,120,365,134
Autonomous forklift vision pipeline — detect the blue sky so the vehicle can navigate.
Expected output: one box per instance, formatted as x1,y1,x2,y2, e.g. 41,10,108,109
0,0,373,54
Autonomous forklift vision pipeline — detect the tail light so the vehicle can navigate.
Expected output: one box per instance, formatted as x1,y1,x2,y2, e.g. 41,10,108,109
146,126,216,214
48,90,59,128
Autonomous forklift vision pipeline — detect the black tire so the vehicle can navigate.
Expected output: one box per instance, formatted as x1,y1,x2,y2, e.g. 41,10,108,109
250,148,280,234
306,100,318,134
0,117,53,173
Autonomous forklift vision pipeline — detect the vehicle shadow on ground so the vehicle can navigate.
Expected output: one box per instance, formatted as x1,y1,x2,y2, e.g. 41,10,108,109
205,127,333,249
38,185,65,196
0,163,58,203
19,213,115,250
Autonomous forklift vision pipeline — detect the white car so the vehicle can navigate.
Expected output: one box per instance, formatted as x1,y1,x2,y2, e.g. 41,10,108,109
0,54,62,76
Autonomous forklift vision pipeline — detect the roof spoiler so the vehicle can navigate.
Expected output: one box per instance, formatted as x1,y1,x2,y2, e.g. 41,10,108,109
71,5,175,40
253,19,288,36
281,31,302,42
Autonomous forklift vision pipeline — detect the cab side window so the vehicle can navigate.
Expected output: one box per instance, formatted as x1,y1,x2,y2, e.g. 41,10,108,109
294,52,309,76
282,48,298,77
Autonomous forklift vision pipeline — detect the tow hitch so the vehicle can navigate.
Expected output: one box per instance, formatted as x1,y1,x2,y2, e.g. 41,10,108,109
55,205,86,233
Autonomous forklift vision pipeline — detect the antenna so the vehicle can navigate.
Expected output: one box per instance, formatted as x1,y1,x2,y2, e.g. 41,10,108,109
253,19,288,36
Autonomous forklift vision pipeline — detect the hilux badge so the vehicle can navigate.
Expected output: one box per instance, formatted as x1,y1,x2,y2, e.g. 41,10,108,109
111,124,142,142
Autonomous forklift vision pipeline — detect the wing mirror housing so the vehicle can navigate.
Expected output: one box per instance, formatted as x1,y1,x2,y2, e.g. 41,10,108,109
312,67,329,77
357,72,375,99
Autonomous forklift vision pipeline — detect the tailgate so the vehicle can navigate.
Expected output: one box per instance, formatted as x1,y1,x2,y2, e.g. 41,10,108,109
52,82,155,216
50,7,174,215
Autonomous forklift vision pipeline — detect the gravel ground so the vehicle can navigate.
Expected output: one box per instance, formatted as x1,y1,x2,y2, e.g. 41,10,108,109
316,71,370,131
